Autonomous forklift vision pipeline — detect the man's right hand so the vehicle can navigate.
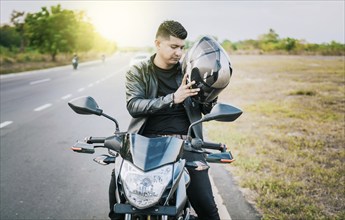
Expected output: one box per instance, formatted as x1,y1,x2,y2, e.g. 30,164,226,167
173,74,200,104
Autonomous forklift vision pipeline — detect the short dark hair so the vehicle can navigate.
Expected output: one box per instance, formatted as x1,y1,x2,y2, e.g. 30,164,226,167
156,20,187,40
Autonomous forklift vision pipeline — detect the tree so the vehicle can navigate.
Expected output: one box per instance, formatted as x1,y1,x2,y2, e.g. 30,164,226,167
0,25,21,49
10,10,26,52
236,39,259,50
92,32,117,53
25,5,85,61
74,11,95,52
280,37,297,52
258,29,280,52
221,39,237,52
259,28,279,43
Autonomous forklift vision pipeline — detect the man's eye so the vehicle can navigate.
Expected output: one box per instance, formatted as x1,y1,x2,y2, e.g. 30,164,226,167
171,46,184,50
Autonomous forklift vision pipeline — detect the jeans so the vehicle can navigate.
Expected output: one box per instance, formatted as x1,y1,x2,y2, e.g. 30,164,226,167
185,167,220,220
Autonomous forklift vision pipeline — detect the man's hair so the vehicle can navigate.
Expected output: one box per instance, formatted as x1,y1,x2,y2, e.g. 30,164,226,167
155,20,187,40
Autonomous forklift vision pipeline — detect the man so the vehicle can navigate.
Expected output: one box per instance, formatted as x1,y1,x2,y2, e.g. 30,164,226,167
109,20,220,220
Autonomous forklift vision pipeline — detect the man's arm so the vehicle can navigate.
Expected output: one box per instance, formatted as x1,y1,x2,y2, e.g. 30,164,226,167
125,66,174,118
126,66,200,118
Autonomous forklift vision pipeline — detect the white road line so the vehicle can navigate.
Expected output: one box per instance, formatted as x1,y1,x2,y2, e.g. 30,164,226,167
34,103,52,112
30,78,51,85
0,121,13,129
61,94,72,100
78,88,85,92
88,83,94,87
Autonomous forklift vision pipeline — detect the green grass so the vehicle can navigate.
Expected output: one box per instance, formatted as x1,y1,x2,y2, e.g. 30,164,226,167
206,55,345,219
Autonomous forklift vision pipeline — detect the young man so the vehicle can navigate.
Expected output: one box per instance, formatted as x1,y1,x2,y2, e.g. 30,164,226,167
109,20,220,220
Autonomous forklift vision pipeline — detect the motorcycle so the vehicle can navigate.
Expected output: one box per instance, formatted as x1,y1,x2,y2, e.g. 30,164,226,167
68,96,242,220
72,56,78,70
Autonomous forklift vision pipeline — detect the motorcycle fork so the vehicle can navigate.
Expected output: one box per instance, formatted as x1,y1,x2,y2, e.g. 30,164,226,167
148,215,168,220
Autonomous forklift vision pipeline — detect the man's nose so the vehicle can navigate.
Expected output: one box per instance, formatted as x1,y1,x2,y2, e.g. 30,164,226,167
175,48,183,56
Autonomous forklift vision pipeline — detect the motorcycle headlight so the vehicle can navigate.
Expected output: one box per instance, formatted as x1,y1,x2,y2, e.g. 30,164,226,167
120,161,172,209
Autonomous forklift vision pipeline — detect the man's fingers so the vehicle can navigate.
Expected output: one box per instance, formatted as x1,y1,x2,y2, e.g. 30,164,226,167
187,88,200,97
190,91,199,96
182,73,188,85
184,80,196,89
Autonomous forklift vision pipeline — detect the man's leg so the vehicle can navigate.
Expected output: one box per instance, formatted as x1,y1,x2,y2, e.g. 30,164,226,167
186,168,220,220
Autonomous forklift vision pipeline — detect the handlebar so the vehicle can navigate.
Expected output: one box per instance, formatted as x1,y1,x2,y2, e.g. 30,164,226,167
85,136,106,144
189,138,227,152
73,135,234,163
202,141,226,152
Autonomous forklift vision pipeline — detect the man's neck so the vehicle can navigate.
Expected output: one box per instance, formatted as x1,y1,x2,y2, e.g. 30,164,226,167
153,54,173,70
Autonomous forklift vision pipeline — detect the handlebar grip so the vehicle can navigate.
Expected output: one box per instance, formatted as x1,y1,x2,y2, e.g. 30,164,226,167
85,136,106,144
202,141,227,152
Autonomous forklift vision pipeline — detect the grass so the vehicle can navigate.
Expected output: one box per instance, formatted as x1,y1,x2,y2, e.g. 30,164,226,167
206,55,345,219
0,50,108,74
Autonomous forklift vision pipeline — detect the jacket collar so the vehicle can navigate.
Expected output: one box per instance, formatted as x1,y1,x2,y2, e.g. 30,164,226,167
150,53,182,71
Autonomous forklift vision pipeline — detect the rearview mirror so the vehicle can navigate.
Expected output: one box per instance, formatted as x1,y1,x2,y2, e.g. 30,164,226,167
68,96,103,116
203,103,242,122
186,103,242,138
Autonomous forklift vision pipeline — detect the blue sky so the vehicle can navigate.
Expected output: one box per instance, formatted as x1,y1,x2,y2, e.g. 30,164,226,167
1,1,344,47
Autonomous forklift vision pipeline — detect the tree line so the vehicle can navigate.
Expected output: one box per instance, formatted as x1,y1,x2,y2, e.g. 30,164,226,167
220,29,344,56
1,5,344,58
0,4,116,61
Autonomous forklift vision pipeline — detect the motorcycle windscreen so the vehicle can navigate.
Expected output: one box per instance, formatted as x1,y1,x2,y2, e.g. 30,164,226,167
129,134,184,171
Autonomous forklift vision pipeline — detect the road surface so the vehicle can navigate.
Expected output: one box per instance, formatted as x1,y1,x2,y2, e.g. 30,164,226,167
0,53,260,219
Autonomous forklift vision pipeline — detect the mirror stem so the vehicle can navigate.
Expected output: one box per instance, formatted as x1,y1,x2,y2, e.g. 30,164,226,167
102,112,120,131
187,119,202,139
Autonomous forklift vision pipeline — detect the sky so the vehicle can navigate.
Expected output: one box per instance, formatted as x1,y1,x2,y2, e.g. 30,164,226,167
1,1,344,47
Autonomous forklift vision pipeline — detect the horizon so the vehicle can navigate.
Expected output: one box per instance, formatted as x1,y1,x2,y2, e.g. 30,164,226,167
1,1,344,47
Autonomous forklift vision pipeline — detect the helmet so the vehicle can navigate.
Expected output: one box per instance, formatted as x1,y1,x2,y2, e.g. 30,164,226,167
182,36,232,104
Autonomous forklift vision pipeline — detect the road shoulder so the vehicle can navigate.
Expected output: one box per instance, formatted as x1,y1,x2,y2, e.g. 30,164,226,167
209,164,262,220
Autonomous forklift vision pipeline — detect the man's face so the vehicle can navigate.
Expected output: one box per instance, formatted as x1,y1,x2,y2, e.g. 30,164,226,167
156,35,185,66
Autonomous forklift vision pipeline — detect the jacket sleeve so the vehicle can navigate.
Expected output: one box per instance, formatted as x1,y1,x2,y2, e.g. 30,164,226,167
125,65,174,118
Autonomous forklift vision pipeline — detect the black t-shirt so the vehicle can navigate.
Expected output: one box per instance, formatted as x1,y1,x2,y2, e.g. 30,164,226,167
143,63,189,135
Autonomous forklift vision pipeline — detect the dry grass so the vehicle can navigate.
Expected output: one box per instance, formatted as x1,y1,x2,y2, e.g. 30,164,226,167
206,55,345,219
0,51,106,74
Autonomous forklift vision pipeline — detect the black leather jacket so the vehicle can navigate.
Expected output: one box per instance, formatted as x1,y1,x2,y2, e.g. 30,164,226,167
125,54,216,140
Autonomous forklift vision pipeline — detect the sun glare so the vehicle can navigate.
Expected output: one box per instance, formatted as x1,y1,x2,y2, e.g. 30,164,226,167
85,2,158,48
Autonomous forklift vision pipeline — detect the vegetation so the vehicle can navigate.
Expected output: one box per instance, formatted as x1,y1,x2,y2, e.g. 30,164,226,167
221,29,345,56
1,4,344,75
0,4,116,74
206,55,345,219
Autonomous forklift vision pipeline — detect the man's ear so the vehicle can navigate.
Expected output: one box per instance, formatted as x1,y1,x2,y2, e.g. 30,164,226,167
155,39,161,50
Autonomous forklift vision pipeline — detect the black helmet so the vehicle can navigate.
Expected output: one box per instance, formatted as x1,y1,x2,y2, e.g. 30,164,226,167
182,36,232,104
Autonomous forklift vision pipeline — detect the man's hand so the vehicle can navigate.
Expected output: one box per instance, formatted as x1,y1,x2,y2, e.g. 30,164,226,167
173,74,200,104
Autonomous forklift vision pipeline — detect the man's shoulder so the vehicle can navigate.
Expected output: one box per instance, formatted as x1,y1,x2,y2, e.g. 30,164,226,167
128,58,154,77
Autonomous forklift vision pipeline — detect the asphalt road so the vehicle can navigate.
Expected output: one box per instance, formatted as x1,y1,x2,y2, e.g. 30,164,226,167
0,53,260,220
